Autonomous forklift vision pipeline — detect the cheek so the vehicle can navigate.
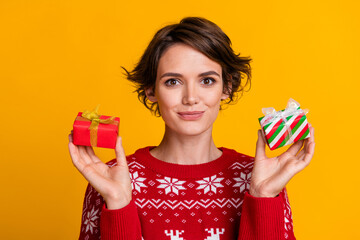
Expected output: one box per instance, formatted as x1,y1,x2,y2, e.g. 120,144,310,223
156,91,178,113
204,90,223,107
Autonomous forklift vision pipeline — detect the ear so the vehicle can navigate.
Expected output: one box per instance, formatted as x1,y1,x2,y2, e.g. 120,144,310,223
145,87,157,102
221,81,232,100
221,91,229,100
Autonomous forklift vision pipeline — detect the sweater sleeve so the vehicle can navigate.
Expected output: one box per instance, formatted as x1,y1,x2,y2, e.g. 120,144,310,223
238,188,296,240
78,183,143,240
100,200,143,240
78,183,105,240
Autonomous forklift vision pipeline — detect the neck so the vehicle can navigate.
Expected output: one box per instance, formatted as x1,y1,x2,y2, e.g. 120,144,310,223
150,124,222,165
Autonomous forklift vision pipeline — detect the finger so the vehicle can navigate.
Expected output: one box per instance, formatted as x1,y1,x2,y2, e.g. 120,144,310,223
255,130,267,159
69,151,111,194
286,139,304,156
303,124,314,152
297,141,315,170
80,168,110,195
300,125,315,156
298,125,315,155
297,148,306,160
85,146,102,163
78,145,92,165
296,139,310,160
68,133,73,143
309,124,315,142
115,136,128,168
69,142,107,189
68,141,79,160
68,133,93,167
69,141,86,171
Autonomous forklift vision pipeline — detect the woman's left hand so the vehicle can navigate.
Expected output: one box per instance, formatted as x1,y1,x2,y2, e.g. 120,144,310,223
249,125,315,198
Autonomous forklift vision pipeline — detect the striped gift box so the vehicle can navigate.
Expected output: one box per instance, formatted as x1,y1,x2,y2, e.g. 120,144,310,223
258,99,310,150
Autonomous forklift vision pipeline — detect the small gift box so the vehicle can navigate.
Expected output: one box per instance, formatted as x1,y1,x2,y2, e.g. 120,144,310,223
258,98,310,150
72,106,119,149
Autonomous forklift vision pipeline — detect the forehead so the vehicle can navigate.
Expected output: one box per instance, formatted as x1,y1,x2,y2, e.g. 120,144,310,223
157,43,222,76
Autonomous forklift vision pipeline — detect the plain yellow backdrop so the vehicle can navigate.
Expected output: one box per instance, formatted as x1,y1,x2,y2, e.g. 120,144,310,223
1,0,359,239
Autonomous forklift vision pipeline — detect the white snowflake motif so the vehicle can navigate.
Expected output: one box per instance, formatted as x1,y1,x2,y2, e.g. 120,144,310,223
196,175,224,194
83,207,99,234
130,171,147,192
233,172,251,192
157,177,186,195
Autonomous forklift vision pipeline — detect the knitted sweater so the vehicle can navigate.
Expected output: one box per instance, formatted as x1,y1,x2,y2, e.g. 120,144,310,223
79,146,296,240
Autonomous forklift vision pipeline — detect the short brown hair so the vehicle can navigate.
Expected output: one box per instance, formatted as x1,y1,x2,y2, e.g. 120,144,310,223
122,17,252,116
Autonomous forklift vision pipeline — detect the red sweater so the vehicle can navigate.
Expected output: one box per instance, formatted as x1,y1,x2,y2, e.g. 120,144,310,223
79,146,296,240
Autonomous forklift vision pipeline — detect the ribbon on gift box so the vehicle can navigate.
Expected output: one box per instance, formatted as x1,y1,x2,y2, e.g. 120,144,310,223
76,105,116,147
259,98,310,150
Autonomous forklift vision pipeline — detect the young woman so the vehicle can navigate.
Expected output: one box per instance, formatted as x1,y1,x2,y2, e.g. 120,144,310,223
69,17,315,240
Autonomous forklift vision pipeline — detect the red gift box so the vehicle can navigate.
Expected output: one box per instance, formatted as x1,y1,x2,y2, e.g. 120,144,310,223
73,112,119,149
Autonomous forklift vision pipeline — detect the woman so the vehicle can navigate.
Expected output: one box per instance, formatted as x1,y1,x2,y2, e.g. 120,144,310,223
69,17,315,240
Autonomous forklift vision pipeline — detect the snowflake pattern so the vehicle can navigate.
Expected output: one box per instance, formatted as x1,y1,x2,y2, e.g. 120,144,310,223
79,149,295,240
83,206,99,234
196,175,224,194
283,188,294,238
157,177,186,195
131,171,147,192
233,172,251,193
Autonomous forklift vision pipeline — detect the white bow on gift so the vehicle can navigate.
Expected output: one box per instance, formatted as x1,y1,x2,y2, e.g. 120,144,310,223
261,98,308,124
260,98,309,149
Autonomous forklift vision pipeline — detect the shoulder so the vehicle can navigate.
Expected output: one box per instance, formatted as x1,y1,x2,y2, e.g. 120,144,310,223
221,147,254,161
105,146,153,167
221,147,254,169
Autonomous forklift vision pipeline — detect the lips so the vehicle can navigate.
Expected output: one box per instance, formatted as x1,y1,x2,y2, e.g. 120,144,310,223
177,111,205,120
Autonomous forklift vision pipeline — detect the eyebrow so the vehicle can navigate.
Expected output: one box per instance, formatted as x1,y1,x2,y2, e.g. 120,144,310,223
159,71,220,79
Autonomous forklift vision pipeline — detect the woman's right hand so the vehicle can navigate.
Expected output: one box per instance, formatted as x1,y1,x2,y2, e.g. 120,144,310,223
68,133,132,209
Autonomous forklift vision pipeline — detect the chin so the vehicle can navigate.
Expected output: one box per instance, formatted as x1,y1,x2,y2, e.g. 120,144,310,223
171,122,213,136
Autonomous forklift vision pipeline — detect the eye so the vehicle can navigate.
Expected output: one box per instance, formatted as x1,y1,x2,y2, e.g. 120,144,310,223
201,77,216,85
164,78,180,86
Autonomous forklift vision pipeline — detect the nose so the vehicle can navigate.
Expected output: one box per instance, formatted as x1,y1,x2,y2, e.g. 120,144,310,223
182,83,199,105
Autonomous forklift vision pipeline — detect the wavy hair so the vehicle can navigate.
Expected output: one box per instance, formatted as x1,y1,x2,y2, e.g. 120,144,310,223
122,17,252,116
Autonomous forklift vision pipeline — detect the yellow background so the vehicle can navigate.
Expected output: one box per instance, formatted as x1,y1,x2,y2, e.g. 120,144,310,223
1,0,359,239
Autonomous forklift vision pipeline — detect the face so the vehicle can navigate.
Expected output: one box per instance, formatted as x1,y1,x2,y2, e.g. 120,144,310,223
146,43,229,136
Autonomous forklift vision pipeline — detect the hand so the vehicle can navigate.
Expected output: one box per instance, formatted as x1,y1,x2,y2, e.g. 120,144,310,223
249,125,315,198
68,133,132,209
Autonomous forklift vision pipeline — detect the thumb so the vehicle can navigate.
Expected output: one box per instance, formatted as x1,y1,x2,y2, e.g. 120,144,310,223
255,129,267,159
115,136,128,168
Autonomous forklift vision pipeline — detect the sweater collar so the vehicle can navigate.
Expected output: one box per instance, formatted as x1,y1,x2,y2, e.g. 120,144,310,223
133,146,236,179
